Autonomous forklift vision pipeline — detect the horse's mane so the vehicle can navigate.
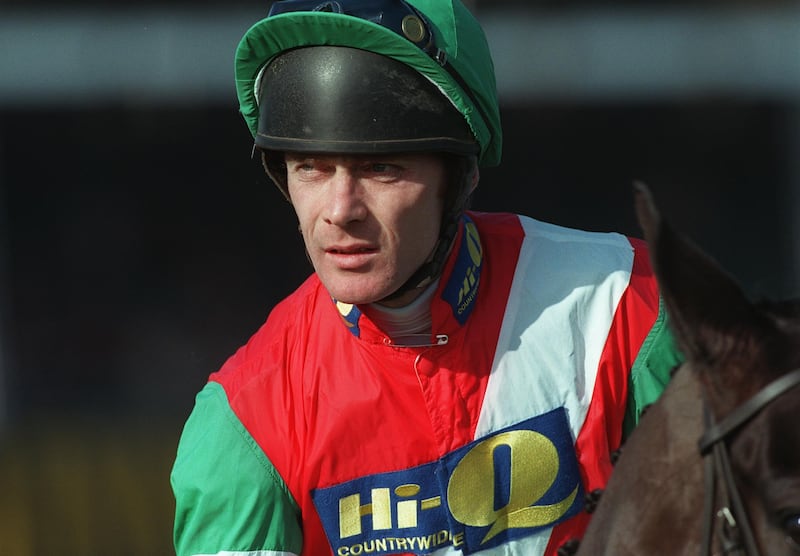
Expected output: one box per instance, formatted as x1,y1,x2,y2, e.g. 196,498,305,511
755,298,800,339
756,297,800,319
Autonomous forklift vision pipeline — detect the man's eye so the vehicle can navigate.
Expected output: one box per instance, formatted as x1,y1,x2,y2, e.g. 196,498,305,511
291,162,319,175
363,163,402,177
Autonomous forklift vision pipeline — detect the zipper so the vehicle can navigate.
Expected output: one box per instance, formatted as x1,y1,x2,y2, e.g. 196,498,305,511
383,334,449,348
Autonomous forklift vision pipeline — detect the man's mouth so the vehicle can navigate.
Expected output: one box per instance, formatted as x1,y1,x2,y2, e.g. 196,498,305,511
324,245,379,270
327,246,377,254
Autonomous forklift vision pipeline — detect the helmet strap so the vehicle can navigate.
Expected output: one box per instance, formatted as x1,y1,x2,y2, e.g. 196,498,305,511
378,155,477,304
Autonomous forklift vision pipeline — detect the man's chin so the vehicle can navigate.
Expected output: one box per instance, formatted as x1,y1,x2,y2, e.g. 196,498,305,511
325,285,393,306
320,272,408,306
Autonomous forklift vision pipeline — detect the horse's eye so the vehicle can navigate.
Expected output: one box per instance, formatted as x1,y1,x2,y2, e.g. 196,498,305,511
784,514,800,550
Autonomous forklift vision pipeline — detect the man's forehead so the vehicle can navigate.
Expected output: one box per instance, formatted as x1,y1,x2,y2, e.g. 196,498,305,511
283,152,439,164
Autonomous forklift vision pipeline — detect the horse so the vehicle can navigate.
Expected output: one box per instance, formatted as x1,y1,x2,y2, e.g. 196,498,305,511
572,184,800,555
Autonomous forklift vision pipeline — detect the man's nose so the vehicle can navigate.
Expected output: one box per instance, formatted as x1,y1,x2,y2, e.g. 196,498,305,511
323,168,368,226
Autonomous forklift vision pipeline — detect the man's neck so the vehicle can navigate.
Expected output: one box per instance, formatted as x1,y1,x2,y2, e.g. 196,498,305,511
365,279,439,339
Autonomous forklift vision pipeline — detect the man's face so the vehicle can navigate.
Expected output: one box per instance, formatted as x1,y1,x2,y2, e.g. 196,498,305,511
285,152,447,306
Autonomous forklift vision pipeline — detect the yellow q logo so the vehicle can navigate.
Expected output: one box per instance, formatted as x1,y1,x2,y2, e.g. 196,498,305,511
446,430,579,544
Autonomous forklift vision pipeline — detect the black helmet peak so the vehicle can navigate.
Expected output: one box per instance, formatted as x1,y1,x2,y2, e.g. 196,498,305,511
255,46,479,157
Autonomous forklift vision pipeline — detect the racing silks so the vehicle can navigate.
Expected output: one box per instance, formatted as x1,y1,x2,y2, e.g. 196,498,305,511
171,211,680,556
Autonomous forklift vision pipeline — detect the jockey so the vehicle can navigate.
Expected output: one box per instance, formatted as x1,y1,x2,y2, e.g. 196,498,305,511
171,1,682,555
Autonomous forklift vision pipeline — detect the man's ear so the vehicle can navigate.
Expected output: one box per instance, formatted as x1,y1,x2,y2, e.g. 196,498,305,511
261,150,292,203
469,167,480,195
463,155,479,195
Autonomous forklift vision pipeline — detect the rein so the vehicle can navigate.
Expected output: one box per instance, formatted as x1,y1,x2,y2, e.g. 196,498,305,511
698,368,800,556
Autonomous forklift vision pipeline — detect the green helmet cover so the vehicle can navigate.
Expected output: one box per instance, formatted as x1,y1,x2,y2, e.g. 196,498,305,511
234,0,502,167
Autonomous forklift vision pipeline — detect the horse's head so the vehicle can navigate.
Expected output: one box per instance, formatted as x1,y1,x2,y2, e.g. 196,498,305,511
634,183,800,414
635,183,800,554
575,184,800,555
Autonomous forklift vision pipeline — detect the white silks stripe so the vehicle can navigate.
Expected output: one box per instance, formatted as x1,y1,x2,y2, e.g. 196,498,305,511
195,551,298,556
475,215,633,439
426,536,548,556
424,218,634,556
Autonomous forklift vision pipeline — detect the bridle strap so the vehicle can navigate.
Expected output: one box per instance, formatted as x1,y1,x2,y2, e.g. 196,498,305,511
714,434,761,555
699,367,800,556
701,406,761,556
700,410,717,555
699,368,800,455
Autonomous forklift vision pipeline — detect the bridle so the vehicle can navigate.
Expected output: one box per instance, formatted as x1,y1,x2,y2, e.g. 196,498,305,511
698,367,800,555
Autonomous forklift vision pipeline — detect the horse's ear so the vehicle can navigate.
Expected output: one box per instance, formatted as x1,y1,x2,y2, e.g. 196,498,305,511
634,182,760,371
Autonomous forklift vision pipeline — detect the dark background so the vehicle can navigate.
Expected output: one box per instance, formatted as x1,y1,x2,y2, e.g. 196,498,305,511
0,1,798,554
3,99,795,416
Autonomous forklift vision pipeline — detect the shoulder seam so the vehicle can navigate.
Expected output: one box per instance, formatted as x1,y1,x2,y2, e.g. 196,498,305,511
209,382,301,513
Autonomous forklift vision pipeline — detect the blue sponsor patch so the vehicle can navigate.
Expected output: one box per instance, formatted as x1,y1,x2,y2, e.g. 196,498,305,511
334,299,362,338
312,408,584,555
441,216,483,326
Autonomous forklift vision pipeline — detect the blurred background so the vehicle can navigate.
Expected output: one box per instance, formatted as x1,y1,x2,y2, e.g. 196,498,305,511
0,0,798,553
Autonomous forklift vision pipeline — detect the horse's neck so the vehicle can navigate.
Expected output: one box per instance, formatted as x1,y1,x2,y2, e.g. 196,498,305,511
617,365,706,510
577,366,707,554
649,365,705,460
